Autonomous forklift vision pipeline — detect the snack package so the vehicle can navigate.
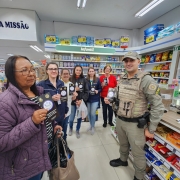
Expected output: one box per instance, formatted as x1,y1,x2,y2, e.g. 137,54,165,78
155,53,163,62
145,55,151,63
141,56,146,64
145,149,158,162
170,174,180,180
149,54,156,63
162,51,169,61
166,132,180,148
168,51,173,60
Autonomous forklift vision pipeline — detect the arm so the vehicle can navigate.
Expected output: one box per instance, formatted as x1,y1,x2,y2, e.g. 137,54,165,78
0,103,41,153
82,78,89,102
97,79,102,93
142,76,164,132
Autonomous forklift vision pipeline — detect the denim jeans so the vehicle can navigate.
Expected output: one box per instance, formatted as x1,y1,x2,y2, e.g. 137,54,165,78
28,173,42,180
87,102,99,128
63,115,69,140
101,97,113,124
69,105,82,131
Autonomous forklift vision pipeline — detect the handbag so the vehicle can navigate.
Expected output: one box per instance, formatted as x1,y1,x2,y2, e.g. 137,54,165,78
49,135,80,180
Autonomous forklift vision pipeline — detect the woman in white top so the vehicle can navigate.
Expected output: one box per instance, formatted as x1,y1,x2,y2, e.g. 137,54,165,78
61,68,77,141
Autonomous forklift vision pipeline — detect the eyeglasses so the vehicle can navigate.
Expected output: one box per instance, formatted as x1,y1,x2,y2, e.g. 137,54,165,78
123,59,136,63
15,68,36,76
47,68,58,71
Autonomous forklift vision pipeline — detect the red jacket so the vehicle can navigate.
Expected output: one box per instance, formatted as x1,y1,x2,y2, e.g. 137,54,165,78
100,75,117,98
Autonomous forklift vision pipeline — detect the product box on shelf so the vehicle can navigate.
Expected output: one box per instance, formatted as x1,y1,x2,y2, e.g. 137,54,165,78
111,40,120,48
176,22,180,33
144,31,159,44
95,39,104,46
144,24,164,36
86,36,94,46
157,25,175,40
44,35,59,44
104,38,112,47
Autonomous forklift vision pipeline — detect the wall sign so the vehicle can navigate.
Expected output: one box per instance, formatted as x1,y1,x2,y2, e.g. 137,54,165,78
0,21,29,29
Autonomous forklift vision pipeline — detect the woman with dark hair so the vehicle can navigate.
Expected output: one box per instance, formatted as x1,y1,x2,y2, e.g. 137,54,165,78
38,62,69,132
0,56,61,180
86,67,102,135
99,65,117,127
68,65,89,138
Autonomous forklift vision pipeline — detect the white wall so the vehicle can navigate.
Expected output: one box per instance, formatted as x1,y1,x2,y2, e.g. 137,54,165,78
41,21,133,46
139,6,180,45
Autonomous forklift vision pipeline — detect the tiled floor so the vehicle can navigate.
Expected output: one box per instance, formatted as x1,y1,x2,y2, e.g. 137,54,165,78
42,109,134,180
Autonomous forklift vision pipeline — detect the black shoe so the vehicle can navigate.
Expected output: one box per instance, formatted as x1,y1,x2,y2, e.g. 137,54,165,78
103,123,107,128
133,177,142,180
109,122,114,126
110,158,128,167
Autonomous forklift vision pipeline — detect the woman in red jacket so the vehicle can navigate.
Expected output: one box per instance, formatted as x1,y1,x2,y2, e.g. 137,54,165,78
100,65,117,127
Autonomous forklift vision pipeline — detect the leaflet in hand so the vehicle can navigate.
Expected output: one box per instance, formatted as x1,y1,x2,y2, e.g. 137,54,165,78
60,86,67,102
107,88,116,103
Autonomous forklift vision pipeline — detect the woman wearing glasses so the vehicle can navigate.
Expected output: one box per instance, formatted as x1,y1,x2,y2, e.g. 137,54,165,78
38,62,69,130
0,56,61,180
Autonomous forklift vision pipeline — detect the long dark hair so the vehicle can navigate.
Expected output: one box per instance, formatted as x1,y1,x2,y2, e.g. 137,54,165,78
71,65,84,84
86,67,98,82
46,62,59,81
5,55,39,96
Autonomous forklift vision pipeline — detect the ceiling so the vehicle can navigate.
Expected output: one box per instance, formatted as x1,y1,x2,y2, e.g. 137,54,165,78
0,0,180,63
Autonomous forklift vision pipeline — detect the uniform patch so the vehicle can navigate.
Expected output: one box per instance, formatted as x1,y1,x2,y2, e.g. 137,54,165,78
149,84,157,91
155,87,160,95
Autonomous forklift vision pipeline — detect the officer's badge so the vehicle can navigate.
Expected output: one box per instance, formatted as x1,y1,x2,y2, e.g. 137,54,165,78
45,94,49,98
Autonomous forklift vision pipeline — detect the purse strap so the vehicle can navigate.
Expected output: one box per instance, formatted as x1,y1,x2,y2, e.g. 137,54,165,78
56,133,69,168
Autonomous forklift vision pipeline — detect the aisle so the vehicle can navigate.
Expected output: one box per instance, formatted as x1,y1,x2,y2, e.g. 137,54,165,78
42,109,134,180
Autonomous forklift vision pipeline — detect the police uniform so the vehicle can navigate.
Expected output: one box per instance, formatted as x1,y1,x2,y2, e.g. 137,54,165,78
110,52,164,180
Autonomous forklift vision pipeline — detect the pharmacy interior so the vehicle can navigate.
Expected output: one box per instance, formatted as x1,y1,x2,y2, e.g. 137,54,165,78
0,0,180,179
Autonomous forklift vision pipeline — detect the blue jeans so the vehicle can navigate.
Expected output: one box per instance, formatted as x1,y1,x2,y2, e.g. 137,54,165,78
69,105,82,131
63,115,69,140
87,102,99,128
28,173,42,180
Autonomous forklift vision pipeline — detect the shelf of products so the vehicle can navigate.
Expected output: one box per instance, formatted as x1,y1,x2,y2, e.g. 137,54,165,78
141,60,172,65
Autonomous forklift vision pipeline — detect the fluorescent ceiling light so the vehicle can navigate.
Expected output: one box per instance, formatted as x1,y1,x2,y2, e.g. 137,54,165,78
135,0,164,17
34,46,43,52
30,45,39,52
44,55,50,59
0,58,4,61
7,54,13,56
77,0,87,9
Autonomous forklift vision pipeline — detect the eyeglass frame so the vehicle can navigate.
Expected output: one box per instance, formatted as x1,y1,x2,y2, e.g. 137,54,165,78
47,68,59,71
14,67,36,76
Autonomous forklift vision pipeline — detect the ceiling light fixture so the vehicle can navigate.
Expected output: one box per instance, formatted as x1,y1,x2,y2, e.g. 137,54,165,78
135,0,164,17
7,54,13,56
77,0,87,9
0,58,4,61
30,45,43,52
44,55,50,59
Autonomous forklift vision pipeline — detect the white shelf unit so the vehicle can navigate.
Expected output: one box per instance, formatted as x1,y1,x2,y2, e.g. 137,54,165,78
146,141,180,178
141,61,172,65
153,77,169,79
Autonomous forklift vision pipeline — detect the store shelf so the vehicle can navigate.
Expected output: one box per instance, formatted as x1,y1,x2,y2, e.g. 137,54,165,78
146,141,180,178
110,127,119,143
152,167,165,180
154,133,180,157
153,77,169,79
140,61,172,65
147,70,170,72
53,59,122,63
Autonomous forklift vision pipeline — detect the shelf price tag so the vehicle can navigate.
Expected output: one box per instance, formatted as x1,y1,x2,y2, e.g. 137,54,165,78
146,35,154,44
60,39,71,45
95,39,104,46
175,150,180,157
78,36,86,43
166,144,174,152
45,35,57,43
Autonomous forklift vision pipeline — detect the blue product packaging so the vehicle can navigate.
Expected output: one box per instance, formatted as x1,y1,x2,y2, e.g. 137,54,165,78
157,30,175,40
154,161,163,166
170,174,178,180
149,54,156,63
144,31,159,44
104,38,112,47
176,22,180,33
144,24,164,36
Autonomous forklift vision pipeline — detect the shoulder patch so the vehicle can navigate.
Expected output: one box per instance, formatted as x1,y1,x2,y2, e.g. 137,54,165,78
149,84,157,91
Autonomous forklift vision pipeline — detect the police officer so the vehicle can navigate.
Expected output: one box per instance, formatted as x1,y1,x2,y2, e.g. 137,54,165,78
105,51,164,180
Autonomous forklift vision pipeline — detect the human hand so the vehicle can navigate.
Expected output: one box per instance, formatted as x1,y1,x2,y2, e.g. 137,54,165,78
72,92,78,100
95,90,98,94
75,87,80,91
101,82,105,87
32,109,48,124
52,94,61,101
144,128,154,139
54,125,63,138
104,97,110,104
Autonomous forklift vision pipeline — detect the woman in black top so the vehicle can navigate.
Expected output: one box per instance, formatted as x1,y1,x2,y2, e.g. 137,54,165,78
68,65,89,139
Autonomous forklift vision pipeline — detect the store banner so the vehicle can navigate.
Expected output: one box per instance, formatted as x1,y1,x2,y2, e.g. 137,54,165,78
55,45,115,54
0,8,39,41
